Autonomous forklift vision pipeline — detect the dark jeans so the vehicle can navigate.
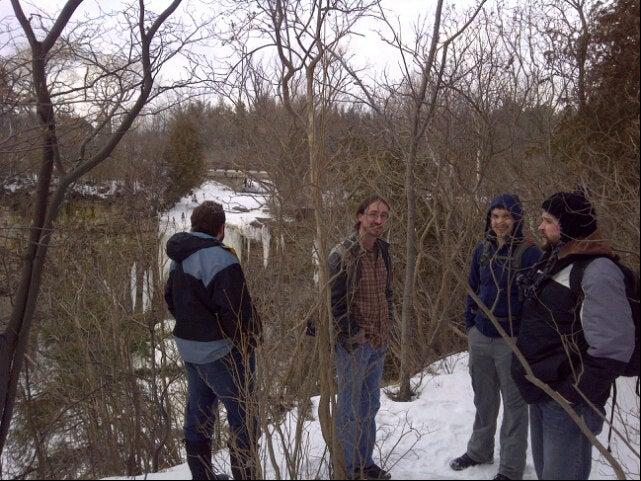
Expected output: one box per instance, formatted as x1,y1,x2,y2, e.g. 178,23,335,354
335,342,386,475
530,399,605,480
184,349,258,479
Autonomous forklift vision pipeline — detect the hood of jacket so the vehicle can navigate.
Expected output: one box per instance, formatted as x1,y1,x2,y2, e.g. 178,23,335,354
485,193,525,240
166,232,221,263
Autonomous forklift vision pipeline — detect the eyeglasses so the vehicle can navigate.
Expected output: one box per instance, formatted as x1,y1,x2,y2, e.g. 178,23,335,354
364,211,390,221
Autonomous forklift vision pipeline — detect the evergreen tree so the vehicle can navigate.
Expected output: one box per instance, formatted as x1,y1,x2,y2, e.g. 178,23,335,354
585,0,640,168
164,104,206,206
554,0,640,180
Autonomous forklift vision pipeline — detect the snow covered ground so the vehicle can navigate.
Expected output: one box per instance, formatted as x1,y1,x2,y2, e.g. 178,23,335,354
106,353,640,480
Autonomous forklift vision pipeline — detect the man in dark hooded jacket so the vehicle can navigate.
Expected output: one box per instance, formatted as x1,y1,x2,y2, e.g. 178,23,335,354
511,191,634,480
450,193,541,480
165,201,262,481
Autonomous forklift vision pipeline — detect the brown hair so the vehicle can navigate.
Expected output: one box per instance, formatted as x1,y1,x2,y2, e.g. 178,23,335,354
354,194,390,231
191,201,226,237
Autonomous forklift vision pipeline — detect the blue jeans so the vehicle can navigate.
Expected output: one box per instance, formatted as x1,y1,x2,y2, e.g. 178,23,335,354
335,342,386,475
530,400,605,480
184,349,258,478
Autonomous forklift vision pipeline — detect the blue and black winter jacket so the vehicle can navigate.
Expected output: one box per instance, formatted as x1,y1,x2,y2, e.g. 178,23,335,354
464,194,542,337
164,232,261,347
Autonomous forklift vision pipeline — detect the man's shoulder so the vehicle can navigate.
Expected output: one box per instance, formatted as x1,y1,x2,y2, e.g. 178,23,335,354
182,244,239,283
554,255,624,294
330,235,358,258
471,239,487,257
220,244,240,260
329,243,346,260
581,256,624,284
194,243,238,263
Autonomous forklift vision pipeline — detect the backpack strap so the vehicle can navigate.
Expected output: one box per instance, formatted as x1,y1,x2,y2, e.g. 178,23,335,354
607,380,617,453
480,238,531,270
569,258,589,299
479,240,493,267
511,239,534,272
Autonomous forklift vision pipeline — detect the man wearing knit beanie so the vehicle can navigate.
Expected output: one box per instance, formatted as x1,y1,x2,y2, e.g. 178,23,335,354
540,191,597,243
511,191,635,480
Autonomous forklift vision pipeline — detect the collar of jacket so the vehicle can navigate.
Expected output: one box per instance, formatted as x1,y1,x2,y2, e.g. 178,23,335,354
482,233,526,258
536,229,614,280
344,232,390,256
484,231,524,246
558,229,614,259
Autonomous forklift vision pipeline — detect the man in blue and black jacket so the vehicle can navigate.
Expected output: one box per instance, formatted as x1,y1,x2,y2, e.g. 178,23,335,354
451,193,541,481
165,201,262,481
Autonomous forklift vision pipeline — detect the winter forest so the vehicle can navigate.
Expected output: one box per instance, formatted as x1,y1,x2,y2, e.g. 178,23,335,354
0,0,639,479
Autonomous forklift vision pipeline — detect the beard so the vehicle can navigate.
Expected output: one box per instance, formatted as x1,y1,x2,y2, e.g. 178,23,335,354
539,236,559,252
366,225,383,237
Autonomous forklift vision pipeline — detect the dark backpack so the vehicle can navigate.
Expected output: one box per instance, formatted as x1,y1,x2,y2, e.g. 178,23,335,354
569,256,640,377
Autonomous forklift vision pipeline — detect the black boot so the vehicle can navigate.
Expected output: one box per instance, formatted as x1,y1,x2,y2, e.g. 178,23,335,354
449,453,489,471
229,446,257,480
363,464,392,480
492,474,512,480
185,440,230,480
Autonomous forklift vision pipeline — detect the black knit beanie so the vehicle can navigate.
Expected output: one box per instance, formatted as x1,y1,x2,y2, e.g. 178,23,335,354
541,191,597,241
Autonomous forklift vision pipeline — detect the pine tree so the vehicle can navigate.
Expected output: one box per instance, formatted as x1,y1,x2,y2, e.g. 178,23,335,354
585,0,640,169
164,105,206,206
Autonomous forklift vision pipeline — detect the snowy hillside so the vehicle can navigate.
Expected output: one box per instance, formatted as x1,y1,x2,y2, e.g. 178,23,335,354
161,180,270,235
106,353,640,480
159,180,272,268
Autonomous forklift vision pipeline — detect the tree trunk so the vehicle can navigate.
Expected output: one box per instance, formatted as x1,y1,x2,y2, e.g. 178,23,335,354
0,39,61,455
398,147,418,400
306,65,345,479
0,0,184,458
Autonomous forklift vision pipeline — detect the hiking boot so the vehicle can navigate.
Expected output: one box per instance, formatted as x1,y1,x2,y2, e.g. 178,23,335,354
363,464,392,480
185,440,230,480
229,445,259,480
449,453,488,471
492,474,511,480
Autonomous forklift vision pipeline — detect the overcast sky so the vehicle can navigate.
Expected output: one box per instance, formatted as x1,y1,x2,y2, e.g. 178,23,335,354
1,0,482,71
0,0,486,111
